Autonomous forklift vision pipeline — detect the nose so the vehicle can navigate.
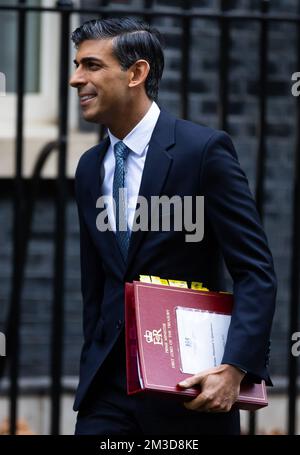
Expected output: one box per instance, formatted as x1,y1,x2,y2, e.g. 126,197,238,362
69,66,86,88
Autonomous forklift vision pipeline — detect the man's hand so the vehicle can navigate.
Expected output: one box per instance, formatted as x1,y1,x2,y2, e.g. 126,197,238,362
178,364,246,413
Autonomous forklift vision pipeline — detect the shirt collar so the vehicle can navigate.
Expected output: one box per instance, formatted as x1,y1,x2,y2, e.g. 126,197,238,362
108,101,160,156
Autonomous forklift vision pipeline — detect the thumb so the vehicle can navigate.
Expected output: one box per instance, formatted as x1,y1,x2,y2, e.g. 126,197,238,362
178,373,205,389
178,367,216,388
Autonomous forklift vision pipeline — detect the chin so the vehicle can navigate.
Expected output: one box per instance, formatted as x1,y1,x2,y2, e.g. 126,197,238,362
82,111,100,124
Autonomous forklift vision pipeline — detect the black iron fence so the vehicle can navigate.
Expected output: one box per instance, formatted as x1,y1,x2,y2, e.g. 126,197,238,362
0,0,299,436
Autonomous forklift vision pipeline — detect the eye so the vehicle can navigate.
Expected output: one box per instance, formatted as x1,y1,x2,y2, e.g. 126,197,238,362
88,62,101,70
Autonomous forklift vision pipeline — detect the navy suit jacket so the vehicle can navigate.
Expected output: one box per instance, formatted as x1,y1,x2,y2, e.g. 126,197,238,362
73,109,277,411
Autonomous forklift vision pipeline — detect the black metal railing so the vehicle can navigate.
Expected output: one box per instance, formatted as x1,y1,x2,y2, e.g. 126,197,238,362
0,0,299,435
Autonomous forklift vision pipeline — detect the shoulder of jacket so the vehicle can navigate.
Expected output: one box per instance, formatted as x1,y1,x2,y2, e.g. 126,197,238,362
78,143,101,166
174,117,232,149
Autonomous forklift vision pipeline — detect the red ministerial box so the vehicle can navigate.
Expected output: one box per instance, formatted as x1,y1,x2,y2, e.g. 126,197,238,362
125,281,268,411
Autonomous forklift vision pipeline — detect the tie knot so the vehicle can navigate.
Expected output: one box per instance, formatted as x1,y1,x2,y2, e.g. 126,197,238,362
114,141,129,161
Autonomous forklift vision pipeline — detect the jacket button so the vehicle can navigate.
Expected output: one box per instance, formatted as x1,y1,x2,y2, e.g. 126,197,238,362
116,319,123,330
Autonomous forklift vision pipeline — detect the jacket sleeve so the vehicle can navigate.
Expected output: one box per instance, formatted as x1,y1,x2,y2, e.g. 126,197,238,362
201,131,277,383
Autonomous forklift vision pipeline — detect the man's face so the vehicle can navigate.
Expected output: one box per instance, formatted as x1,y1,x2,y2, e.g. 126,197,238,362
70,39,130,124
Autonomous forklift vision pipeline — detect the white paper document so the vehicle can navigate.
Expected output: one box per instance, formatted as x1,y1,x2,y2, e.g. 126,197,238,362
176,307,231,374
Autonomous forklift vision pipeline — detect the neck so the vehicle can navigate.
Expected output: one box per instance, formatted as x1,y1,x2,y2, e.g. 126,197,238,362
107,96,152,139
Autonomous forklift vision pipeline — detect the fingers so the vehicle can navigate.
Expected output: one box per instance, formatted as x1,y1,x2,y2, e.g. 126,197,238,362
184,393,234,413
184,393,209,412
178,367,239,413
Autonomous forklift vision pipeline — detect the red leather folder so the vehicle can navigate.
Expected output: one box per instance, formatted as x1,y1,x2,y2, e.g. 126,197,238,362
125,281,268,411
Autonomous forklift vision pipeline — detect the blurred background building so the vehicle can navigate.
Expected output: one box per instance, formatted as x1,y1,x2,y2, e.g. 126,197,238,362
0,0,299,435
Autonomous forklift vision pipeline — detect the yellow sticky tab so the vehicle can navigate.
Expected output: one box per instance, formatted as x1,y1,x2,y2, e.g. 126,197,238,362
200,287,210,292
139,275,152,283
168,280,188,288
149,276,169,286
150,276,163,284
191,282,203,290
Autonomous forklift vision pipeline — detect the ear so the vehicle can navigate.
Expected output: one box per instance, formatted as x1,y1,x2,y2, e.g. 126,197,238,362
128,59,150,89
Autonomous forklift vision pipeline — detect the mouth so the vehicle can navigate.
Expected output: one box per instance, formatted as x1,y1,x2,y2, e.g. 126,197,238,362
79,94,97,106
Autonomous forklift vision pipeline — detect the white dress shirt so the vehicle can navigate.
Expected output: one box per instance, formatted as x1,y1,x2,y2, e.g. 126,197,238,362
102,101,161,232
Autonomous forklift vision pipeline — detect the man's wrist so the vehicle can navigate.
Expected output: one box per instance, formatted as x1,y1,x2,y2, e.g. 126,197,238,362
224,363,247,377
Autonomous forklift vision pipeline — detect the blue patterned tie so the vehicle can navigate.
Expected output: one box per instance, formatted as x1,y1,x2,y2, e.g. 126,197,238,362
113,141,130,260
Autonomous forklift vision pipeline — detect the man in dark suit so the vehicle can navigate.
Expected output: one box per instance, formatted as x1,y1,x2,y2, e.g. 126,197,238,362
69,17,276,435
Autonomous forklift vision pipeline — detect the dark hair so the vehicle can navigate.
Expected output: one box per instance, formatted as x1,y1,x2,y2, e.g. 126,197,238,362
71,17,164,101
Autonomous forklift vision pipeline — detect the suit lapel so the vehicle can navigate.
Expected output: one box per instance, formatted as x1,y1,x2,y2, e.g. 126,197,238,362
89,136,110,203
126,110,176,273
